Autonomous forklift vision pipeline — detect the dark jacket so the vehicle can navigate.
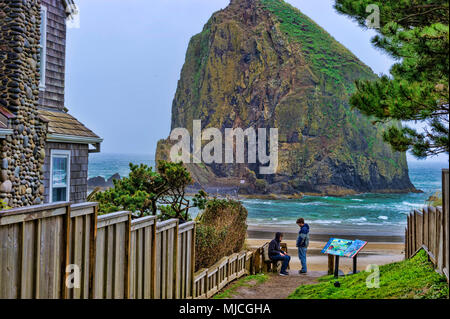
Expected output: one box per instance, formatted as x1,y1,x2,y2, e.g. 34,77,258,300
296,223,310,248
268,233,284,259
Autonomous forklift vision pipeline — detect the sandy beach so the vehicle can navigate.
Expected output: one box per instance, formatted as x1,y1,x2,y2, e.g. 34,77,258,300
246,225,405,273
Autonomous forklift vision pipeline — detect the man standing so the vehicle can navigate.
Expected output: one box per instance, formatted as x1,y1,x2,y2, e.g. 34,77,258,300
296,218,310,274
268,232,291,276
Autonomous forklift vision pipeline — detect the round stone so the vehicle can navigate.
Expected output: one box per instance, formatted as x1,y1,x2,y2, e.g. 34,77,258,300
1,158,8,169
14,166,20,178
0,180,13,193
1,170,8,182
19,185,26,195
23,136,29,147
39,149,45,159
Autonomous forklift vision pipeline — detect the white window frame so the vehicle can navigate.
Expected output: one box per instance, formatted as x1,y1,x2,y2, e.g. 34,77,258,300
39,6,47,90
49,149,71,203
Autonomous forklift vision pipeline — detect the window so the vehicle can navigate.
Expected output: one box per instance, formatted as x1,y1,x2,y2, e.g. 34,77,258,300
39,6,47,89
50,150,70,202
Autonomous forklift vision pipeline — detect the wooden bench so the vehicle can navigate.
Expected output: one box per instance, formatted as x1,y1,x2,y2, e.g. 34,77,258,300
261,242,289,273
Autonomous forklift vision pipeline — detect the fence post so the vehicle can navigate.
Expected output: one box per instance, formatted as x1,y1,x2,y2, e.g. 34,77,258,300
411,213,414,254
125,213,132,299
443,169,449,284
62,203,71,299
404,228,407,259
425,208,428,251
409,213,413,257
151,216,157,298
190,222,196,299
88,205,98,299
437,208,444,273
409,213,412,257
205,272,208,299
173,220,179,299
433,207,437,259
254,248,261,273
417,211,423,250
406,214,409,258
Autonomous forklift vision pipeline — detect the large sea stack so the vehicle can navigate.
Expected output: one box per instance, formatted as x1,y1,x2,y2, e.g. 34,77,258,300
156,0,417,196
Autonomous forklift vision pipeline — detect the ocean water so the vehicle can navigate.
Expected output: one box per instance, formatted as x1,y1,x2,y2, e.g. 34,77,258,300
88,153,447,235
88,153,155,180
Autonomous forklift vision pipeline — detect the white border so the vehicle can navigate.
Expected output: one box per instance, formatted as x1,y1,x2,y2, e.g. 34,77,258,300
39,6,47,90
49,149,71,203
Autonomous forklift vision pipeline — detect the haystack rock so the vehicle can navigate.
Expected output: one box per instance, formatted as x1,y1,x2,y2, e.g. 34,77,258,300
156,0,417,196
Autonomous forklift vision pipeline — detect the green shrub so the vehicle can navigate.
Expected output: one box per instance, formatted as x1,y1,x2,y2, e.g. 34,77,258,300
93,161,206,221
195,198,248,271
0,199,10,211
426,192,443,207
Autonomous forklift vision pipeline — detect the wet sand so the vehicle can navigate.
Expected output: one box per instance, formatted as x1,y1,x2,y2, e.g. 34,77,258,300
246,225,405,273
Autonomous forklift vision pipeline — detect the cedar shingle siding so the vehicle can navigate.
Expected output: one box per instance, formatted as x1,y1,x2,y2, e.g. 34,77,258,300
38,0,101,204
39,0,67,110
43,142,89,204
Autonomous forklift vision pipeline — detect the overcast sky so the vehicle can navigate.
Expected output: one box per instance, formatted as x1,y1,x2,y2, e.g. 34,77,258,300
65,0,448,163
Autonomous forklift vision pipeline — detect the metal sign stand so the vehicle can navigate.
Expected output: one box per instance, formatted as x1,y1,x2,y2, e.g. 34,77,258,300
333,254,359,278
334,255,340,278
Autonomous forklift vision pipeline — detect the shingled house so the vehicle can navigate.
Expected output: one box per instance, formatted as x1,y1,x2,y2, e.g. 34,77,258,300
0,0,102,207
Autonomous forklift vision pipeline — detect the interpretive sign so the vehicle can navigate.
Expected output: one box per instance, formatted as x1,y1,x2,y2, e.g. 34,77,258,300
321,238,367,258
321,238,368,277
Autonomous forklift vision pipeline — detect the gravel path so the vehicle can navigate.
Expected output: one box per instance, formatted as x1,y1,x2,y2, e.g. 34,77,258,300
225,270,328,299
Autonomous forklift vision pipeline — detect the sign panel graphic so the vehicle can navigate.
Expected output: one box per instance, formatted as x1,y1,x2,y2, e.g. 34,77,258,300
321,238,367,258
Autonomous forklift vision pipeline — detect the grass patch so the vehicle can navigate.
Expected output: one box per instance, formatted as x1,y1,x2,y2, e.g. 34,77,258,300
214,273,269,299
289,250,449,299
261,0,375,92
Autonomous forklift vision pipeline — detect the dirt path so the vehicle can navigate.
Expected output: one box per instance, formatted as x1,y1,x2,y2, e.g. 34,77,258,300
226,270,328,299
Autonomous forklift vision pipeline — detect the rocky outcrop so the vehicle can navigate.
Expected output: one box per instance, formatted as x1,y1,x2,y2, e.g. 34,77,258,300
88,173,121,189
156,0,417,196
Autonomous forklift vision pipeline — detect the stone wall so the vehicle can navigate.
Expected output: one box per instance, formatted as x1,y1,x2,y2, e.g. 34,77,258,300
43,142,89,204
0,0,47,207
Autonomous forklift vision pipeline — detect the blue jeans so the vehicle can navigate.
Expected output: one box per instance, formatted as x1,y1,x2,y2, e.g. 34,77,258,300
298,247,307,272
270,255,291,273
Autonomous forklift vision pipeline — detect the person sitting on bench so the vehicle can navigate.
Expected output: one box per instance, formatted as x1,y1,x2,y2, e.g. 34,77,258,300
268,232,291,276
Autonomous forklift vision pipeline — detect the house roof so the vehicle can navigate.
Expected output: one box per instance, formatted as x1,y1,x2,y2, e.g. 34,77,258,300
38,108,102,144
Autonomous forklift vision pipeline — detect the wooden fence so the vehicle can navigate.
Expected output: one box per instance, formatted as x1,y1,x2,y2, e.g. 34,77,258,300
192,241,292,299
405,169,449,282
193,251,253,299
0,202,196,299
